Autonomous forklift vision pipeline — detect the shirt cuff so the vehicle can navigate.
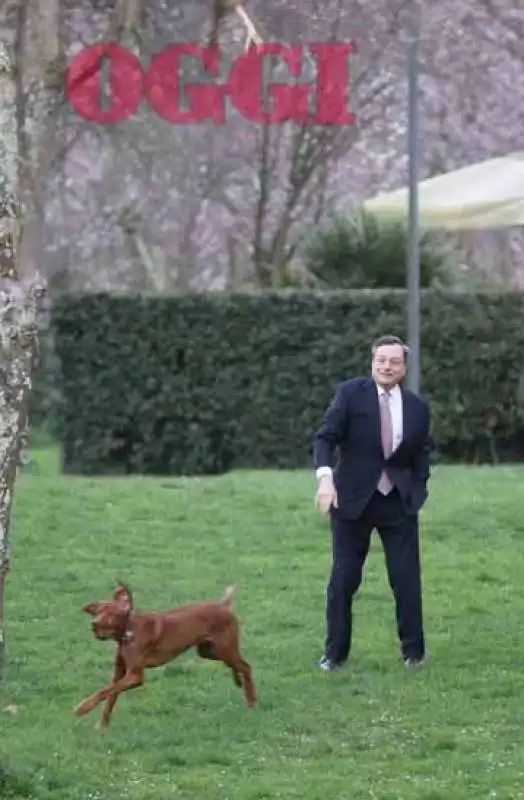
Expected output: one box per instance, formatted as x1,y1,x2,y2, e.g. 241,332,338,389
316,466,333,480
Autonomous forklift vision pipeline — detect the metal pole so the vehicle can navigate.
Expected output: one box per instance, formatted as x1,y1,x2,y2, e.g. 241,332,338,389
406,1,421,393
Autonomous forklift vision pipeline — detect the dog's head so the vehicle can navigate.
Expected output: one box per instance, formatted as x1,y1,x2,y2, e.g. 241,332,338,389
82,583,133,641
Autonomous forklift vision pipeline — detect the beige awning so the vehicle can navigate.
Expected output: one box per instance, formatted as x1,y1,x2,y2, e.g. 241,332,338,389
362,152,524,231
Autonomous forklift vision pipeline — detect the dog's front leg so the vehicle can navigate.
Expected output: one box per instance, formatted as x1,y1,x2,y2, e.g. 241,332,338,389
95,650,126,730
73,668,144,718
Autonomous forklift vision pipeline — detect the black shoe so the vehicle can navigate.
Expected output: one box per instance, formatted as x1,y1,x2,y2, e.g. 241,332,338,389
316,655,342,672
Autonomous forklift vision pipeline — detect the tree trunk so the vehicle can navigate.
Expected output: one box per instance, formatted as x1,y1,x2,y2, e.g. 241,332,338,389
0,35,46,688
0,37,18,690
0,212,45,689
0,293,35,684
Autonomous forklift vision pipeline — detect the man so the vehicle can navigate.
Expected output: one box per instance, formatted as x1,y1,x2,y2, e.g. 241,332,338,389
313,334,432,671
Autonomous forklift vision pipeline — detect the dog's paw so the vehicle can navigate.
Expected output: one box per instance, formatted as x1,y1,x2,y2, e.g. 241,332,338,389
94,719,107,731
73,699,93,717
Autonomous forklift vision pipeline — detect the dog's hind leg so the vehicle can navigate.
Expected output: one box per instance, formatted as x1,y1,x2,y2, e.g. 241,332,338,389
210,627,257,707
196,639,219,661
197,638,242,688
231,654,255,704
230,668,242,687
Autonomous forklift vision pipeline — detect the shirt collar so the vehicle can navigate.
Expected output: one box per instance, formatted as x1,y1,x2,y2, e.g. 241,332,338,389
375,382,401,398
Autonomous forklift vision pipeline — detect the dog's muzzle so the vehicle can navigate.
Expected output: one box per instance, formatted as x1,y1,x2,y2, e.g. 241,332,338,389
91,622,110,639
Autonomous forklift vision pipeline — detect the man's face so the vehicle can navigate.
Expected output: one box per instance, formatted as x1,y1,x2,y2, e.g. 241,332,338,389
371,343,406,388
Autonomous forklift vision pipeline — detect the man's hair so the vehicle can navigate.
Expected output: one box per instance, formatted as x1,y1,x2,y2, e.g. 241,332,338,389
371,335,410,361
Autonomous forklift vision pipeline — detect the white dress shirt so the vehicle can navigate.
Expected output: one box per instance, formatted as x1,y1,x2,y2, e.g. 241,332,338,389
316,382,403,480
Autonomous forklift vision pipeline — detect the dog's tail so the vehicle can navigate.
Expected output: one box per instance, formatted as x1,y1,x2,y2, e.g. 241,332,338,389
219,585,235,607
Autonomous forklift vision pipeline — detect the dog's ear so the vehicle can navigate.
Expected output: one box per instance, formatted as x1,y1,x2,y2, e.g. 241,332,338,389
113,583,133,612
82,602,101,616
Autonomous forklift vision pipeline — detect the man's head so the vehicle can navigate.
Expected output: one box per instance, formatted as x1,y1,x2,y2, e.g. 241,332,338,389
371,335,408,389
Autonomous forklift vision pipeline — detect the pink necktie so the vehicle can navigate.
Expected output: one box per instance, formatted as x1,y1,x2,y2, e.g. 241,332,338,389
378,392,393,495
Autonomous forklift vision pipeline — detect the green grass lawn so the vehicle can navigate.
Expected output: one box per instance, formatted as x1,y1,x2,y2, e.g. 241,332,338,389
3,449,524,799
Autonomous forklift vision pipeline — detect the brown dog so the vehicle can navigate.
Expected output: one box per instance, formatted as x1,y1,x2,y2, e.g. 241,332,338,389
74,583,256,728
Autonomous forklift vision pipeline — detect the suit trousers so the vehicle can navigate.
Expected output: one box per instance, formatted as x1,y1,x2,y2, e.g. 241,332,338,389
325,488,425,663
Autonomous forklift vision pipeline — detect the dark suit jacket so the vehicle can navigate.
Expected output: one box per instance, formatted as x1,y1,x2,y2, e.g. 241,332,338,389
313,377,432,520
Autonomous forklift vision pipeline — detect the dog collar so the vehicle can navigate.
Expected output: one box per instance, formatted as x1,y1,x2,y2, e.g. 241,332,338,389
117,613,134,645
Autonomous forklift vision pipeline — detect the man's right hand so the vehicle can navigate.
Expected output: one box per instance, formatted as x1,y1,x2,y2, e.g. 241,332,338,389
315,475,338,514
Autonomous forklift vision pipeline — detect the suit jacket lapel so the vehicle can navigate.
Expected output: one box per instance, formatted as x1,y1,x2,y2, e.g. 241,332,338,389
400,388,416,448
363,378,382,450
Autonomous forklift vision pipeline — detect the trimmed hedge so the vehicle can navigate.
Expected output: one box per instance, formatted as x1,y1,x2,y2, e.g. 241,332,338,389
52,290,524,475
